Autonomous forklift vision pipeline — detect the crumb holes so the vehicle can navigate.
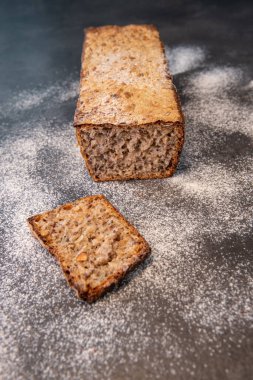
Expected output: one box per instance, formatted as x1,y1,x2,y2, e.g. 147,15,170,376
81,125,179,178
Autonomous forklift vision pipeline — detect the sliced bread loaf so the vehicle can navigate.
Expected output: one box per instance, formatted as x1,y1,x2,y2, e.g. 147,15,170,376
27,195,150,302
74,24,184,181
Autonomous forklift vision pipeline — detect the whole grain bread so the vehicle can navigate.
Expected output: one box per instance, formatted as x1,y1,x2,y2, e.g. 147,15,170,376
74,24,184,181
27,195,150,302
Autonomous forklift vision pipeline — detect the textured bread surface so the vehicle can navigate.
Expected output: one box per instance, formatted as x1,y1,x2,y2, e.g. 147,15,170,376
27,195,150,302
74,24,184,181
76,123,183,181
74,24,183,126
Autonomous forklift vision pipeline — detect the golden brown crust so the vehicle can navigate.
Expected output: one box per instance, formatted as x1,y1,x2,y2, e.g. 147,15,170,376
27,195,150,302
74,24,183,127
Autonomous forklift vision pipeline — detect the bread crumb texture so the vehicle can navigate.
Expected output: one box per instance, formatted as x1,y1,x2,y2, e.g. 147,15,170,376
77,123,183,180
28,195,150,302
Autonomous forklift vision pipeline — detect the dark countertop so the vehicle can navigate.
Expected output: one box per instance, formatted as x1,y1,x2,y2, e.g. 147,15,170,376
1,1,253,379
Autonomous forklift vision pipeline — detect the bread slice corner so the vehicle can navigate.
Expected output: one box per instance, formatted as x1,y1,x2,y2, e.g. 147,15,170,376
27,195,150,302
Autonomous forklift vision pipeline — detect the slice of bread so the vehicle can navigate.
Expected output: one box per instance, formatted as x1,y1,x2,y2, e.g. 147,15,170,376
74,24,184,181
27,195,150,302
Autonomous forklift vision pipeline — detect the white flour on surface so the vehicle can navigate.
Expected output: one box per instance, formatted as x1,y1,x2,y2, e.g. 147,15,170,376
13,87,56,110
1,46,253,380
189,67,242,93
185,68,253,138
166,46,205,75
0,80,79,115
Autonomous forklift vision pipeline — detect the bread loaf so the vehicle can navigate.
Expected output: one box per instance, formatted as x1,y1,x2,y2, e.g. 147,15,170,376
27,195,150,302
74,24,184,181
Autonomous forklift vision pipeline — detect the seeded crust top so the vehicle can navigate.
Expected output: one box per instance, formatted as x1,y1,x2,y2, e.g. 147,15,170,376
74,24,183,127
27,195,150,302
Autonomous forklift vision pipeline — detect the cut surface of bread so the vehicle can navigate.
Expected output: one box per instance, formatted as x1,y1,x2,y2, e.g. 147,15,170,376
76,122,183,181
74,24,184,181
27,195,150,302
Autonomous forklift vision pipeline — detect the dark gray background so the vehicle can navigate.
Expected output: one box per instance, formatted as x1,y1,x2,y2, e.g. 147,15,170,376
1,1,253,379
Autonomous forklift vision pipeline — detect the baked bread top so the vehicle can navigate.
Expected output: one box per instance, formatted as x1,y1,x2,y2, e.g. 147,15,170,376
74,24,183,127
27,195,150,302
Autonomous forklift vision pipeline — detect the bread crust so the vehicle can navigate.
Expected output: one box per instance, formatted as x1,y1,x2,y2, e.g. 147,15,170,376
27,195,150,302
74,24,184,127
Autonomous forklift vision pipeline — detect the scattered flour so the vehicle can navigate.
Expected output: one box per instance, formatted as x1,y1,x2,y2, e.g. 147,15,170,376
1,46,253,380
0,80,79,115
185,67,253,137
165,46,205,75
189,67,242,93
245,79,253,89
13,87,56,110
58,80,79,102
